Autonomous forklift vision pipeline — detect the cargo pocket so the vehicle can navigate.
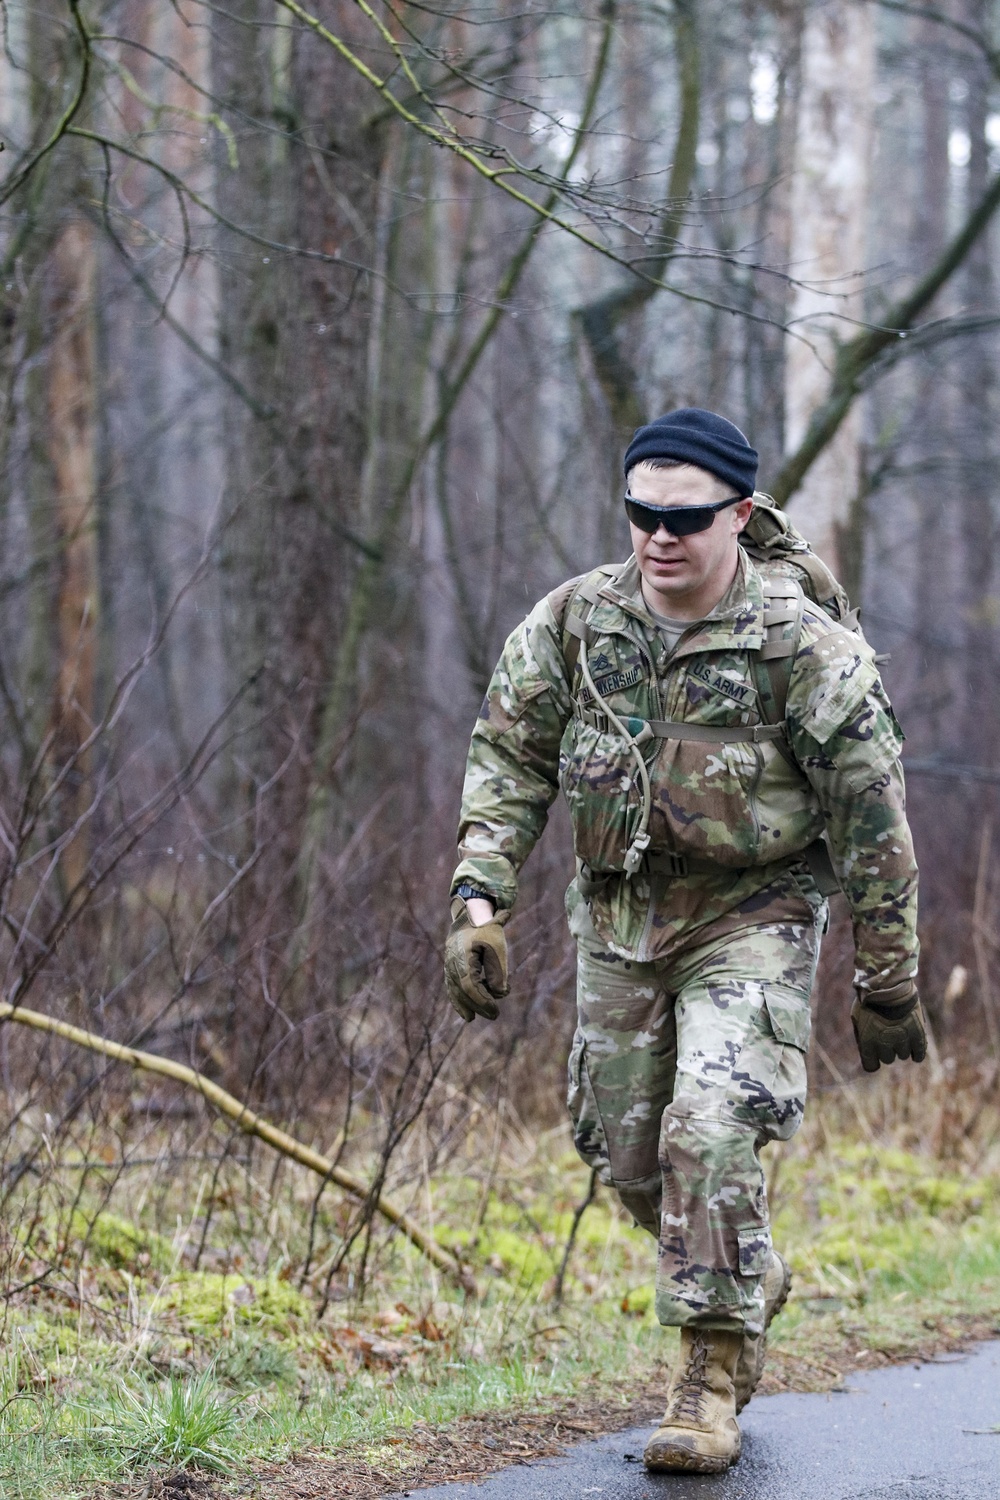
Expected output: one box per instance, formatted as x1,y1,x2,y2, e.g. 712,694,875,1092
738,1225,772,1278
566,1034,611,1183
763,988,812,1052
722,986,810,1141
762,986,810,1142
559,721,637,875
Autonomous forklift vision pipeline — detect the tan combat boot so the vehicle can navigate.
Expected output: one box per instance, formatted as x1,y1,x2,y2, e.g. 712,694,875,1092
643,1327,743,1473
734,1249,792,1413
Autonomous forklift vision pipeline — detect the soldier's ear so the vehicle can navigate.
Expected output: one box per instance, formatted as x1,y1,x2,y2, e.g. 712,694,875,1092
733,498,754,534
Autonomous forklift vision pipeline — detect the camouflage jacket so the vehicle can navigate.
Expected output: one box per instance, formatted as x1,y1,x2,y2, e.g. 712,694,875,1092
453,551,918,992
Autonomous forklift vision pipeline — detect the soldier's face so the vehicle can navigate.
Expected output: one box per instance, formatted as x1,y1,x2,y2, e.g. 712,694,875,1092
626,463,753,613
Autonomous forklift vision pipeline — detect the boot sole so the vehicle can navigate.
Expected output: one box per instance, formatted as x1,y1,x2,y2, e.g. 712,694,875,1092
643,1444,738,1474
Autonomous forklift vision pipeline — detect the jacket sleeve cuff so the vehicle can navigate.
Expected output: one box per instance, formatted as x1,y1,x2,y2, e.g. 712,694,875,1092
854,976,917,1007
450,855,517,911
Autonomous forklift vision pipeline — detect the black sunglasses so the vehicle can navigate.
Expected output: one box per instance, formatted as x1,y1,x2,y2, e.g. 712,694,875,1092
624,492,745,536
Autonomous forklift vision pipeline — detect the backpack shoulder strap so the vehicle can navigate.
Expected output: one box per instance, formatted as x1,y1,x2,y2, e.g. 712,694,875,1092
546,573,587,629
548,566,616,681
792,550,850,618
750,579,860,722
750,577,805,725
749,578,845,896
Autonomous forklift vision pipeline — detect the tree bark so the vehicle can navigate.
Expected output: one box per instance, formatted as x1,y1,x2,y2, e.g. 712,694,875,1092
958,0,996,762
913,9,952,750
575,0,700,446
211,0,383,872
782,0,875,573
47,218,99,894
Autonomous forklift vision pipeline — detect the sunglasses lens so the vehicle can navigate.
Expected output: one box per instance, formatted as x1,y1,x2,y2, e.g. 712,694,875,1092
624,499,716,536
623,499,660,533
665,506,715,536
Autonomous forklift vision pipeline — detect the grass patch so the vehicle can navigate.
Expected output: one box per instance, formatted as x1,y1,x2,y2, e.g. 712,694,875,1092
99,1370,243,1473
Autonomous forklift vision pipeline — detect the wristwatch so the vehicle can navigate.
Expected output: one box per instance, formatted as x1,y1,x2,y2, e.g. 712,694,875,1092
454,882,493,903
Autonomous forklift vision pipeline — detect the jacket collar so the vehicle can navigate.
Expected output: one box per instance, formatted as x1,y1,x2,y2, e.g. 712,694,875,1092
592,548,766,657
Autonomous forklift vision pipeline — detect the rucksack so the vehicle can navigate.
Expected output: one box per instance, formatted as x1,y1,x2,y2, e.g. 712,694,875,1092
738,498,856,625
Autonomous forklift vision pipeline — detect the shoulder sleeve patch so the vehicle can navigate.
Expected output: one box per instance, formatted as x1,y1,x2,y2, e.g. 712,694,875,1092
477,677,550,742
476,593,574,742
792,621,879,746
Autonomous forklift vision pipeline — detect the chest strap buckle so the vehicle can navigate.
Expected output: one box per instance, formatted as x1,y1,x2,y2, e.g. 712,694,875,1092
643,850,690,878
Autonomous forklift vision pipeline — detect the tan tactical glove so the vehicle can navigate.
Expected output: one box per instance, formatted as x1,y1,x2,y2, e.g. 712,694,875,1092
444,897,510,1022
851,980,927,1073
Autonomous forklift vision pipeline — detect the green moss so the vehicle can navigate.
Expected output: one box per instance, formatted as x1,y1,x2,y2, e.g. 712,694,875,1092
438,1192,621,1289
770,1139,1000,1301
483,1228,556,1287
71,1210,173,1274
165,1273,309,1334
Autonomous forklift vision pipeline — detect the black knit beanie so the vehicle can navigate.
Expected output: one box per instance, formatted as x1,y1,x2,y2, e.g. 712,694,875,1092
623,408,758,497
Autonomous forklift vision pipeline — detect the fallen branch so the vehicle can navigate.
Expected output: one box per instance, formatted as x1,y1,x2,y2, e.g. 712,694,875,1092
0,1001,472,1292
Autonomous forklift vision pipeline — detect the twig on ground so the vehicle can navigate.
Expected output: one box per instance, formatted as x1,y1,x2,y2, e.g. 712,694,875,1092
552,1166,598,1306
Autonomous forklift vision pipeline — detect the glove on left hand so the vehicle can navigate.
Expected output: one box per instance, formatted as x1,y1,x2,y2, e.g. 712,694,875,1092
851,980,927,1073
444,898,511,1022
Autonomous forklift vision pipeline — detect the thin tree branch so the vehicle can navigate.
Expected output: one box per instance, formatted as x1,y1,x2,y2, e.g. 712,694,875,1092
772,164,1000,506
272,0,793,329
552,1167,598,1306
90,147,274,420
0,0,91,208
68,128,374,273
875,0,1000,74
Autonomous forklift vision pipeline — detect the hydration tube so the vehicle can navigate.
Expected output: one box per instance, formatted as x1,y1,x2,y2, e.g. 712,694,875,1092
578,638,652,877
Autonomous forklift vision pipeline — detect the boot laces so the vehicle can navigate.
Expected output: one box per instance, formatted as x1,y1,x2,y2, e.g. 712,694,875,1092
668,1334,710,1425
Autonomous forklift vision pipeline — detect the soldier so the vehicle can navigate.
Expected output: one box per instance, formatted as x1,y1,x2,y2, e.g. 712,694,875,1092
444,408,924,1473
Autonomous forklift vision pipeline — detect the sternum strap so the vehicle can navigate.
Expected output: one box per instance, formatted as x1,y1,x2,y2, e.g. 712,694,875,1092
575,704,786,743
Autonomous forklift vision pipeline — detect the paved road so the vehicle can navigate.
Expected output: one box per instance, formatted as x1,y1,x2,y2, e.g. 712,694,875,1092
395,1341,1000,1499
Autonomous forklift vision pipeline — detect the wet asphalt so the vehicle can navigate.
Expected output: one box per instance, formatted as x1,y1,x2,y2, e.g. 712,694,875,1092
394,1340,1000,1499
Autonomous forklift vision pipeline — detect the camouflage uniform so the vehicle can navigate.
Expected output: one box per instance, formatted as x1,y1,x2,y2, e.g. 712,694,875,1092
452,549,918,1331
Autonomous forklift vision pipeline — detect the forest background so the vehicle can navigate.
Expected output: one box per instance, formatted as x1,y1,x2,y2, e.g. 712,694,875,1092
1,1,1000,1495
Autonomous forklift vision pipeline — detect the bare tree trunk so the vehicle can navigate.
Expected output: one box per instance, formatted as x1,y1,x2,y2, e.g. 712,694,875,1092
914,10,952,750
47,218,99,893
212,0,296,786
211,0,382,872
295,6,619,915
743,12,802,481
783,0,875,574
575,0,700,446
959,0,997,762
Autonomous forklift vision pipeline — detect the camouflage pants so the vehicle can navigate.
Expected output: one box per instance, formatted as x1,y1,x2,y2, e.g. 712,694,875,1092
565,882,823,1335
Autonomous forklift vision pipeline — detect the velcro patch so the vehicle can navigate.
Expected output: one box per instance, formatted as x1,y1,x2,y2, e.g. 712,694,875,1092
580,665,643,702
688,661,753,707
